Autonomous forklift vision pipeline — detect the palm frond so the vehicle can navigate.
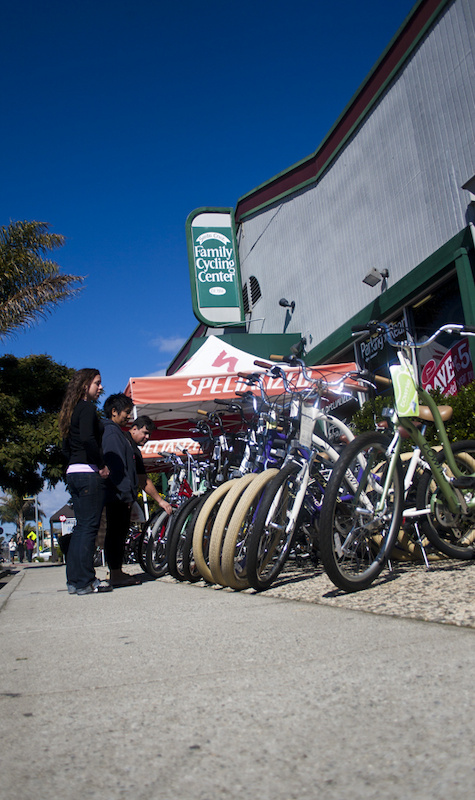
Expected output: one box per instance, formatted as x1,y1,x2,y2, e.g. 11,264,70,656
0,220,84,338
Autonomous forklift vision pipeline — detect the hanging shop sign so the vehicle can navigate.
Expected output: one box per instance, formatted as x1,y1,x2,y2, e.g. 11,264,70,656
354,317,408,378
186,207,244,327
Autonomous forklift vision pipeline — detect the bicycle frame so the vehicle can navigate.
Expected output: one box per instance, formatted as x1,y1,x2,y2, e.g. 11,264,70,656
353,321,475,520
396,359,474,516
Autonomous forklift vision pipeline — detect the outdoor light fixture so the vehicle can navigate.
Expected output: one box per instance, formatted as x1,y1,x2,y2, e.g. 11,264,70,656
462,175,475,203
290,336,307,357
362,268,389,288
279,297,295,312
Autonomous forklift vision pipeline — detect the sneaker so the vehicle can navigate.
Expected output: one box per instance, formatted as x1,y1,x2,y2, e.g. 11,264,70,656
76,580,113,595
67,583,77,595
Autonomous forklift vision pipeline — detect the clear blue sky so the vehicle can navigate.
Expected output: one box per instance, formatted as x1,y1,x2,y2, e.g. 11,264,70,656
1,0,417,528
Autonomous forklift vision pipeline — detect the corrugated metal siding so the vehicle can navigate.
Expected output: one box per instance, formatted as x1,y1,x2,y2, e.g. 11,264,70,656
238,0,475,348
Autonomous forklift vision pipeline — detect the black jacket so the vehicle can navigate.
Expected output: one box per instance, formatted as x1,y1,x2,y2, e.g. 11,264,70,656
62,400,105,469
102,419,138,504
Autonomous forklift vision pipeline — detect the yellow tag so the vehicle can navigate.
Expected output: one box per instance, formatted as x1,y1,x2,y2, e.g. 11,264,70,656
390,364,419,416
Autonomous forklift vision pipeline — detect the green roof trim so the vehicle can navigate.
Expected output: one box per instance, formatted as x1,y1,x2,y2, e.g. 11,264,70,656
235,0,451,222
180,332,304,367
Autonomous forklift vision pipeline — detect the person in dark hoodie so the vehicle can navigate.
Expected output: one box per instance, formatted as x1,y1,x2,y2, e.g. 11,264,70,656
102,392,141,587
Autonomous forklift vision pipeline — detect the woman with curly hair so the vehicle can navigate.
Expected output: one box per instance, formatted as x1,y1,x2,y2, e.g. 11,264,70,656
58,368,112,595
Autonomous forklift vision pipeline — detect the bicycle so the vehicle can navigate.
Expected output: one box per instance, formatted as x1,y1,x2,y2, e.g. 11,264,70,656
141,451,197,578
218,358,373,591
318,321,475,593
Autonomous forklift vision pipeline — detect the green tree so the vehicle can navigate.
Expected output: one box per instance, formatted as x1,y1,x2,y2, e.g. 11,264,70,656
0,354,74,495
352,381,475,443
0,220,83,338
0,492,45,539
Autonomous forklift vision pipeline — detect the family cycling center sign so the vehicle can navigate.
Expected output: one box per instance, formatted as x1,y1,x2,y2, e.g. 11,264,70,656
186,208,244,327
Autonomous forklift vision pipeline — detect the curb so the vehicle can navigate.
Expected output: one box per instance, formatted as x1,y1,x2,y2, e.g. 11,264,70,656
0,568,26,613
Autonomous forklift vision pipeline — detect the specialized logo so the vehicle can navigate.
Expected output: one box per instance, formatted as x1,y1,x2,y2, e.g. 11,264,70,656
211,350,239,374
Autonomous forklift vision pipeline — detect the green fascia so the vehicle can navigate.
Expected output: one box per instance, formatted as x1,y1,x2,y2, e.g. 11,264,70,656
236,0,451,222
211,333,303,361
305,227,475,366
178,332,303,367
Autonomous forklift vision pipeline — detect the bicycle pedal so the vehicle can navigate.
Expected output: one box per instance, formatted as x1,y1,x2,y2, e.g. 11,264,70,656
451,476,475,489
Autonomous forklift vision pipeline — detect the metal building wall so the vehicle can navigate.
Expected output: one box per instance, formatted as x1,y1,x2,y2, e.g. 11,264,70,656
237,0,475,351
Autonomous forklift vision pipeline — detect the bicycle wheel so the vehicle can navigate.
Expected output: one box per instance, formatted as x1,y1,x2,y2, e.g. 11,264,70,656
416,440,475,560
136,511,163,571
192,479,242,583
319,431,404,592
181,492,213,582
246,461,303,591
221,468,280,590
208,473,257,585
166,495,204,581
144,510,172,578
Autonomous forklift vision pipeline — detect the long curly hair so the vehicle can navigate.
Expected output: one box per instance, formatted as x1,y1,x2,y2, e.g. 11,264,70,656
58,368,101,438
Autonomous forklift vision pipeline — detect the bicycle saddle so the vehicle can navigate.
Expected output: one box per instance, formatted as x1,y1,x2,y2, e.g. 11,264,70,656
417,405,453,422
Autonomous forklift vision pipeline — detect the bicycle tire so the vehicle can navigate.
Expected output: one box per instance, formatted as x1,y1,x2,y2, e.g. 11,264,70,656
136,511,162,571
144,510,172,578
166,495,204,581
221,468,280,590
208,473,257,585
319,431,404,592
181,492,214,582
192,479,242,583
415,439,475,560
246,461,303,591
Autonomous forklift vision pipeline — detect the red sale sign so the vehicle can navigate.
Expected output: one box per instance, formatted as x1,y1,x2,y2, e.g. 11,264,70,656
421,338,473,396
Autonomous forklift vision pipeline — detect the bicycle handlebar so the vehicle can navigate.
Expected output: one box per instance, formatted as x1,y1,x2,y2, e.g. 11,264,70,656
352,321,475,350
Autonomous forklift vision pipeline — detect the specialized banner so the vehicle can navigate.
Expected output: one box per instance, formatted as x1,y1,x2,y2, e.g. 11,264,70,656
186,207,244,326
125,361,359,439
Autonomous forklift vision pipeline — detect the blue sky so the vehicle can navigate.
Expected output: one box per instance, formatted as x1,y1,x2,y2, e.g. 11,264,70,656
1,0,417,529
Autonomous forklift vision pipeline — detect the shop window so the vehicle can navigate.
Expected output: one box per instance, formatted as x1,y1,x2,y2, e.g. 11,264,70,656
409,274,472,395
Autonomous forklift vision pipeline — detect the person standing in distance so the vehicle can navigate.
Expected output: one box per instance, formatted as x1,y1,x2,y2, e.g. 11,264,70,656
58,369,112,594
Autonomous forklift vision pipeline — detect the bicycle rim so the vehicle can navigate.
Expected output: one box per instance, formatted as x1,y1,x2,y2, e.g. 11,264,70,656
144,510,172,578
416,440,475,560
319,432,404,592
246,462,302,591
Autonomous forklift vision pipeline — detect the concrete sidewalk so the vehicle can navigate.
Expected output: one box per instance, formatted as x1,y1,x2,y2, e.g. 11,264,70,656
0,563,474,800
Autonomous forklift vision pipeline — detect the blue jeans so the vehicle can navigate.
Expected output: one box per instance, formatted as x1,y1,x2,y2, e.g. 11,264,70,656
66,472,105,590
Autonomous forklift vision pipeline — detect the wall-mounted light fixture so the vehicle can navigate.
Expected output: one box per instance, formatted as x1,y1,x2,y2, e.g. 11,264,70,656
279,297,295,312
362,268,389,290
462,175,475,203
290,336,307,357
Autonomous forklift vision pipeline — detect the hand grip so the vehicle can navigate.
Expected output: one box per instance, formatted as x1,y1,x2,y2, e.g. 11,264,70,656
373,374,392,387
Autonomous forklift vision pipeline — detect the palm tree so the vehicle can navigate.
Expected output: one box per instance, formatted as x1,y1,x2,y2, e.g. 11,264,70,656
0,492,45,538
0,220,83,338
